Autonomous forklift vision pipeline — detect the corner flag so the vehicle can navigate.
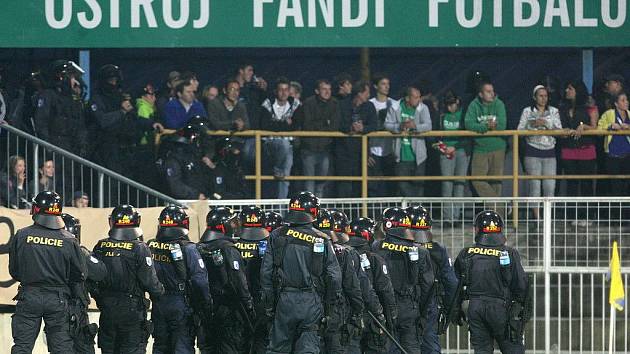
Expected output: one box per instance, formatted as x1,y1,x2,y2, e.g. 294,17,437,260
609,241,625,311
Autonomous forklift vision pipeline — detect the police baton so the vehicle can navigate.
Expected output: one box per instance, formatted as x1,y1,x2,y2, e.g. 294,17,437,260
366,310,409,354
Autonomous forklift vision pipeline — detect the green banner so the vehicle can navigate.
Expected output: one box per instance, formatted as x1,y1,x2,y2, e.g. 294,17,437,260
0,0,628,48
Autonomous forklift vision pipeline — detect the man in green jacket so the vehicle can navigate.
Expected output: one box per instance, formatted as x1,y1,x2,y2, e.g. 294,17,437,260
465,82,507,202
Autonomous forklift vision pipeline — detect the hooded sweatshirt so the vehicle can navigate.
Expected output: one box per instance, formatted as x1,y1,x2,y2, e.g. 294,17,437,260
465,97,507,153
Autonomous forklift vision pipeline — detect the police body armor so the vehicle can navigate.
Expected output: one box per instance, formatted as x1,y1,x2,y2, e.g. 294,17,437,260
198,238,240,301
270,225,329,297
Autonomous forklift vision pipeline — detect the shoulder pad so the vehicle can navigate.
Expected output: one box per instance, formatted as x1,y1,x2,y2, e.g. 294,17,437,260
313,228,331,240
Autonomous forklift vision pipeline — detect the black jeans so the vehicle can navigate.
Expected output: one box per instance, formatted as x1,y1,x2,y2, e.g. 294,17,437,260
561,158,596,219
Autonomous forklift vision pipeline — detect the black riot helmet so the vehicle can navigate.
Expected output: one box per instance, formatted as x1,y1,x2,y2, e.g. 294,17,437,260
61,213,81,241
264,211,283,232
381,207,413,240
406,205,433,243
98,64,123,92
474,210,506,246
239,205,269,241
214,137,244,160
180,115,209,143
46,60,85,93
349,217,375,242
286,191,320,224
108,205,142,241
330,209,350,244
314,208,334,238
157,205,190,241
201,206,239,242
31,191,65,229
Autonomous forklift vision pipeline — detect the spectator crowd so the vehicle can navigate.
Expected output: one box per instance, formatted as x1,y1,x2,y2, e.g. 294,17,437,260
1,60,629,216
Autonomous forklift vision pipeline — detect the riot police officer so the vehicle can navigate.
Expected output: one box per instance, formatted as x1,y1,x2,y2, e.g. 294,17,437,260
264,211,284,233
9,191,87,354
62,213,107,354
148,205,211,354
160,116,212,200
452,210,529,354
405,205,458,354
209,137,249,199
92,205,165,354
372,208,434,354
34,60,88,156
347,217,396,354
89,64,163,173
235,205,271,354
314,209,364,354
260,191,342,353
197,206,254,354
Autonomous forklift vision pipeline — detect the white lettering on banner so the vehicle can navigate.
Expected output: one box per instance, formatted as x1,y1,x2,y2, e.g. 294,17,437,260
514,0,540,27
111,0,120,27
544,0,570,27
45,0,210,29
78,0,102,29
193,0,210,28
429,0,449,27
278,0,305,27
163,0,190,29
131,0,158,28
602,0,627,28
575,0,597,27
41,0,628,31
456,0,482,28
309,0,334,27
342,0,368,27
45,0,72,29
493,0,502,27
257,0,384,28
254,0,274,27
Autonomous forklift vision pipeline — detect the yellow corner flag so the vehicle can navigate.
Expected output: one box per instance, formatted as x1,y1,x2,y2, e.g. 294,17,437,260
609,241,625,311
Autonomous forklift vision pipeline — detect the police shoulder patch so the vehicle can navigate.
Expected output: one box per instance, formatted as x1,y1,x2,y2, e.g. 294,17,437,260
146,256,153,266
448,258,453,267
166,168,174,177
91,103,98,112
216,177,223,185
232,260,240,270
37,98,45,107
198,258,205,269
382,264,388,275
89,256,99,264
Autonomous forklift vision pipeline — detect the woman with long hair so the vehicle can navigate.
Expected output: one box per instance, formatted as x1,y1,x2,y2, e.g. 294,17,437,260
559,80,598,226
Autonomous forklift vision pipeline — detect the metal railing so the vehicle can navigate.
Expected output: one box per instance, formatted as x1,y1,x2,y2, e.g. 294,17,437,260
181,197,630,353
1,123,180,208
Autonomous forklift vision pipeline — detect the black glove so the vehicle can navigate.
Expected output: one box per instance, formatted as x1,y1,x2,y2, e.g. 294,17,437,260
349,313,365,338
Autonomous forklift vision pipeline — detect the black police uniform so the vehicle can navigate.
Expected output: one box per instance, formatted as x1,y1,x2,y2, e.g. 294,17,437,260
209,138,248,199
197,207,254,354
62,213,108,354
34,88,88,155
405,206,458,354
234,206,271,354
9,192,88,354
92,206,165,354
148,206,211,354
160,117,213,199
453,212,528,354
346,224,396,354
261,192,342,354
315,210,364,354
372,216,434,354
34,60,88,156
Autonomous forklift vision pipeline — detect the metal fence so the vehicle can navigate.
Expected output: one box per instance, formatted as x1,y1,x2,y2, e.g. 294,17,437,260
0,122,180,208
182,197,630,353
